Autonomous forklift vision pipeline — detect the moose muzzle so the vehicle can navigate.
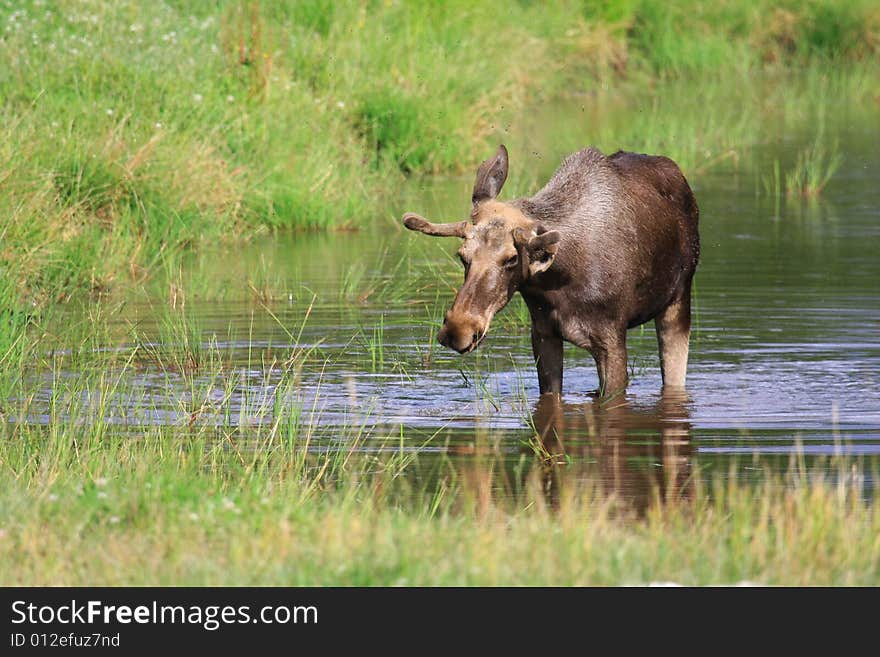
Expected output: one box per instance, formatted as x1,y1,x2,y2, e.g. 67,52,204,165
437,310,486,354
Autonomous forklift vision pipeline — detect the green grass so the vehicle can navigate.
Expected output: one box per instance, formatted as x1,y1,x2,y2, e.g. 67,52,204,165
785,137,844,198
621,0,880,74
2,0,879,330
1,413,877,585
761,158,783,217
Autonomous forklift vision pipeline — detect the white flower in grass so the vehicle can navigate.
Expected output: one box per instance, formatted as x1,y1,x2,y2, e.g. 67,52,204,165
95,477,108,487
105,108,113,116
109,516,120,524
193,93,203,103
226,95,234,103
188,512,199,522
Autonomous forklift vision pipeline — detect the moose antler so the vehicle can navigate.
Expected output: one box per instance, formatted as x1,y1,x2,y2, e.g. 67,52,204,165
403,213,469,238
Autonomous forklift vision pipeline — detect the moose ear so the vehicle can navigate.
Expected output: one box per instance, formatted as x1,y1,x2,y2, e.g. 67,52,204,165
472,144,509,205
515,227,560,277
527,230,560,276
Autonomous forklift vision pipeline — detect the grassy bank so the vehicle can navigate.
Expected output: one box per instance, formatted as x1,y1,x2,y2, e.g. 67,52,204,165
2,422,877,585
2,1,879,324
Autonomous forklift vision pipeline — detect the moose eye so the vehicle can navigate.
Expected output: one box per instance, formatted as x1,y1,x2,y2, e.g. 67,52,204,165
503,254,519,268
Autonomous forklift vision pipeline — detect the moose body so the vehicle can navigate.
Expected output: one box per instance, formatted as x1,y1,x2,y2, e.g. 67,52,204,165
403,145,699,396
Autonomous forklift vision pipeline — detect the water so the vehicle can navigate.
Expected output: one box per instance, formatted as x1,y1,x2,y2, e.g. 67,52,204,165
24,108,880,506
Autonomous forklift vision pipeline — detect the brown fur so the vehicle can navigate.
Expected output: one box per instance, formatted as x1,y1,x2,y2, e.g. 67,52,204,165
470,200,531,228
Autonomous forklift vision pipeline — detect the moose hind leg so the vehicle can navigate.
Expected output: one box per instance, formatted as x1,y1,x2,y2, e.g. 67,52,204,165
655,289,692,388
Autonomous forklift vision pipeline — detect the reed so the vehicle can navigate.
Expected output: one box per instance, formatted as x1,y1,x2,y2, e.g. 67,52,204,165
785,137,844,198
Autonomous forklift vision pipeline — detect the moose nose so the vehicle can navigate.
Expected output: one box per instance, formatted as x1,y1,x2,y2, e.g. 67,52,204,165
437,324,451,349
437,313,483,354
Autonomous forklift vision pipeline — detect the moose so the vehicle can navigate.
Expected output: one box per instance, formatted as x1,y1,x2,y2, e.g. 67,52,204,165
403,144,700,396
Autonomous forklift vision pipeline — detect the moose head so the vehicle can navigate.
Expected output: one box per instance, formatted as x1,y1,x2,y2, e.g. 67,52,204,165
403,145,561,353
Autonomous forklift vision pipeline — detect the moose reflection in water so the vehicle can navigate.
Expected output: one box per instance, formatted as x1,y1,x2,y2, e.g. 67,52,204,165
445,391,693,516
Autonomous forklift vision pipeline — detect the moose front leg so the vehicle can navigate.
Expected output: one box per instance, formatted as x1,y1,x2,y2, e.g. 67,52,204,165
531,326,563,395
591,330,629,397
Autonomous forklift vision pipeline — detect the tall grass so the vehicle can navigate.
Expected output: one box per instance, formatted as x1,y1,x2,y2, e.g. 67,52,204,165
621,0,880,74
1,409,877,585
785,137,844,198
